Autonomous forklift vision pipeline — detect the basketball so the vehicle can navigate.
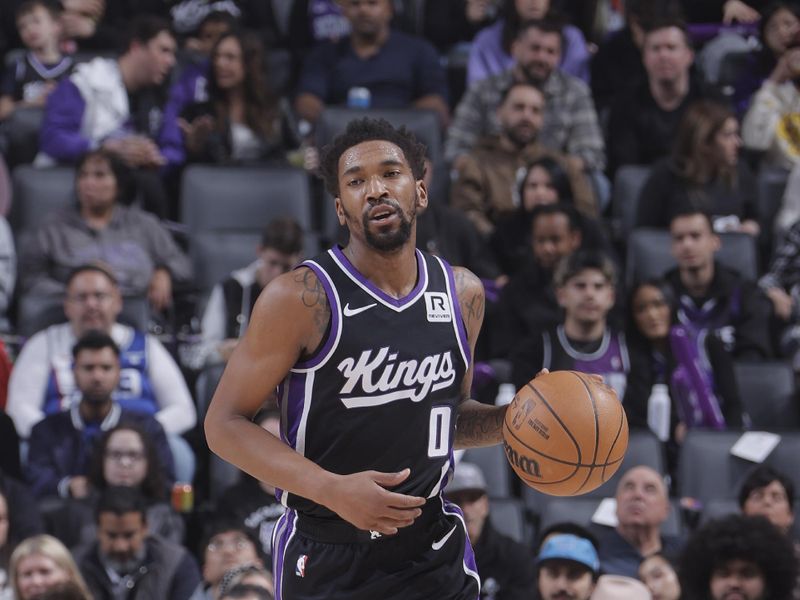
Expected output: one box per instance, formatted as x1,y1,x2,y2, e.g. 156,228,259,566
502,370,629,496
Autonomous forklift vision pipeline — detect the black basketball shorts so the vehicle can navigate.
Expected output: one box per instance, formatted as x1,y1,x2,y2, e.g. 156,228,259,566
272,499,481,599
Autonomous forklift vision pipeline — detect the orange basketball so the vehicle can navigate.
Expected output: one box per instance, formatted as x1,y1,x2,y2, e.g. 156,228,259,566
502,370,629,496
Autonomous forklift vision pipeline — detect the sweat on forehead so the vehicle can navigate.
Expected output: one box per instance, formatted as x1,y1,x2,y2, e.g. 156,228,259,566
338,140,410,175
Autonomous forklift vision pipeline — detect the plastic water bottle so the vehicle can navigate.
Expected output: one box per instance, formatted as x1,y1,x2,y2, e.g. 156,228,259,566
647,384,671,442
347,87,372,109
495,383,516,407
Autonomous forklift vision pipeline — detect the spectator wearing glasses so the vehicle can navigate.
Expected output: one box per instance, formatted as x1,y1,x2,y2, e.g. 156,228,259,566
7,264,196,439
200,218,304,366
50,423,184,549
200,520,265,600
26,331,174,501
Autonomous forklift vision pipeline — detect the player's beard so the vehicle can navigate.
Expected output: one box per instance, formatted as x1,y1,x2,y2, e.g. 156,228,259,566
361,196,416,253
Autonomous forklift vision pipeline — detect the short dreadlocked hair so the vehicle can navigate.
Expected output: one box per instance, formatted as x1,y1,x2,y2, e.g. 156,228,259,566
679,514,797,600
319,118,427,197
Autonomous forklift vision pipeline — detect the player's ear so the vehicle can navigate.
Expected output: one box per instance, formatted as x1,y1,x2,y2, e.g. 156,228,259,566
416,179,428,211
334,197,346,226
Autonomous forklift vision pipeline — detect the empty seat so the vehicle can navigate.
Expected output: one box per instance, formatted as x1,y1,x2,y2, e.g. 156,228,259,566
10,166,75,233
678,430,800,504
3,107,45,166
612,165,652,239
181,165,312,234
734,361,798,429
463,444,512,498
489,497,532,546
626,229,758,286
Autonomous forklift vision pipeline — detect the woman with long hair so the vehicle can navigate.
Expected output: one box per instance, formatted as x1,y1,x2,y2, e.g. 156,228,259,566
180,30,291,163
636,100,759,236
9,535,91,600
734,1,800,115
623,280,743,467
51,423,183,548
467,0,591,84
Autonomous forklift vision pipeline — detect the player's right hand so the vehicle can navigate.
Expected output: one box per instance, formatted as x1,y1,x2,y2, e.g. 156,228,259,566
322,468,426,535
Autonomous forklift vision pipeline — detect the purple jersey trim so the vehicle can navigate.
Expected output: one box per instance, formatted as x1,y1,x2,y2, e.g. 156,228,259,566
441,258,472,367
272,508,296,599
283,371,308,449
330,245,428,309
293,261,342,370
442,498,481,596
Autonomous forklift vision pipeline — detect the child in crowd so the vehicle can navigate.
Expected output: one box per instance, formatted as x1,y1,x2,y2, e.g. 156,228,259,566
0,0,72,121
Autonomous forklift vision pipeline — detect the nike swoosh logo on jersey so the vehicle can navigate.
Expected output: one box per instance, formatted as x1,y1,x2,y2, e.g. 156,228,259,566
343,302,377,317
431,524,457,551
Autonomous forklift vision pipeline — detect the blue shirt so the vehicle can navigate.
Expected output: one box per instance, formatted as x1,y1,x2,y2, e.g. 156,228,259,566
298,29,448,108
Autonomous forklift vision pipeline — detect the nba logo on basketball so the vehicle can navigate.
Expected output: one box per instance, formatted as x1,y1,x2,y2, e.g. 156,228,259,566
295,555,308,577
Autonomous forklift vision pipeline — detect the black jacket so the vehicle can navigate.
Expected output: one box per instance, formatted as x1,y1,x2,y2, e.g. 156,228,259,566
664,263,773,359
474,522,536,600
76,535,202,600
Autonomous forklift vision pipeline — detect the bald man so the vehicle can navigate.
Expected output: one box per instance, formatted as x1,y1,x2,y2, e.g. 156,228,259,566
595,466,684,577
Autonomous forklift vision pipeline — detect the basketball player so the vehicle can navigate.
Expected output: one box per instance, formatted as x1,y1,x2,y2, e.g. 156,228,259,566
205,118,513,599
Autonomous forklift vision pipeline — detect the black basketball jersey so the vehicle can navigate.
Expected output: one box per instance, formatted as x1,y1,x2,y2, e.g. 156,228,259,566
0,52,72,102
276,246,470,519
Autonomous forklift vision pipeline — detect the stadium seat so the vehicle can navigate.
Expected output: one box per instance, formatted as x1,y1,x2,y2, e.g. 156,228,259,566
611,165,651,239
180,165,316,294
734,361,798,429
756,166,790,234
678,430,800,504
2,107,44,166
539,497,684,538
463,444,512,498
10,166,74,233
489,497,532,546
625,229,758,286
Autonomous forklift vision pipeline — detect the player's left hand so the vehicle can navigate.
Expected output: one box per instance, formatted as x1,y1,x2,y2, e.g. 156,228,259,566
320,468,426,535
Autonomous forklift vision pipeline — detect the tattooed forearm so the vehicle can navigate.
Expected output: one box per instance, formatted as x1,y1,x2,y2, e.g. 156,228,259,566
454,400,507,449
294,268,330,336
454,268,485,334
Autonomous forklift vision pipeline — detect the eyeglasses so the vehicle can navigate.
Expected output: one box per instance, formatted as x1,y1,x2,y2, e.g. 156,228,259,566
67,291,113,304
105,450,145,463
207,535,251,553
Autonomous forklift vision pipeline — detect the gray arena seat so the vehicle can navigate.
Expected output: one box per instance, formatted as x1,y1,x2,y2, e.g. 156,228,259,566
612,165,652,239
625,229,758,286
734,361,798,429
678,430,800,504
10,166,75,233
489,497,532,546
180,165,317,294
463,444,512,498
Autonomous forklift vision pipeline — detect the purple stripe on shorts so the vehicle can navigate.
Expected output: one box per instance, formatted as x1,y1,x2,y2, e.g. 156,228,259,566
443,500,480,585
273,509,296,599
294,260,340,370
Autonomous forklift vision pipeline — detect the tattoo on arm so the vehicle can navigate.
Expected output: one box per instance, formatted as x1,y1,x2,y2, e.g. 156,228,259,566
454,268,484,335
294,268,330,337
454,401,506,449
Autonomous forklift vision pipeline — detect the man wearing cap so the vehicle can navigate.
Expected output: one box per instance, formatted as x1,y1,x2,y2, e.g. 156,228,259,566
536,533,600,600
444,462,536,599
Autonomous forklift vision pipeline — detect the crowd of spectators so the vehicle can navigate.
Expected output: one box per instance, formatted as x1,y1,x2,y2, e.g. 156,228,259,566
1,0,800,598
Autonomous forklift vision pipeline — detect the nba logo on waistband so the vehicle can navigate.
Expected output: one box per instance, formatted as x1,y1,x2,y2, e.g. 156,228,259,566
425,292,451,323
295,554,308,577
